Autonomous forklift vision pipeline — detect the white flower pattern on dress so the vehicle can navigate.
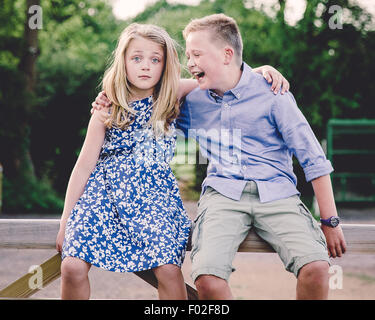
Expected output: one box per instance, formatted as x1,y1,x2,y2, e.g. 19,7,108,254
62,96,191,272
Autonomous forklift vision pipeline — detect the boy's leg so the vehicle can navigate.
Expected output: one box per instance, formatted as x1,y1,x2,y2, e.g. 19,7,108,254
296,260,329,299
251,190,330,300
191,186,253,300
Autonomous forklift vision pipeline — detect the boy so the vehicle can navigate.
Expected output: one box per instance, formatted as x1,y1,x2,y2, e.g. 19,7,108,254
177,14,346,300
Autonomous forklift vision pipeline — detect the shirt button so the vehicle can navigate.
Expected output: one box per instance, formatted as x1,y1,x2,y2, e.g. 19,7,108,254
237,93,241,98
223,103,229,108
242,165,246,170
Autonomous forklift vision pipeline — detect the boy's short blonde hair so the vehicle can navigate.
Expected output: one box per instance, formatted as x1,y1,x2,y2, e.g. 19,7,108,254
183,14,243,65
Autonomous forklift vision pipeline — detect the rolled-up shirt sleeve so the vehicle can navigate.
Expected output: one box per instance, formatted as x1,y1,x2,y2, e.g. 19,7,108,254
272,92,334,182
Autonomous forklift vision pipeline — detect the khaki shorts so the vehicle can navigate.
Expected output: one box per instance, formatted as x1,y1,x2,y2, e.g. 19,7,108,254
190,181,330,282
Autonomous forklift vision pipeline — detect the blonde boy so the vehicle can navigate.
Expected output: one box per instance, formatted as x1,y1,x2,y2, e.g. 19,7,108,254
179,14,346,300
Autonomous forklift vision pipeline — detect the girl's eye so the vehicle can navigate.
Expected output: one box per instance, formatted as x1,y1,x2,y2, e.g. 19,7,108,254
152,58,160,63
132,56,141,62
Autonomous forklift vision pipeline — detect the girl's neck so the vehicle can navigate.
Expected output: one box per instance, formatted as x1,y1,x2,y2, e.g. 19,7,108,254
129,87,154,103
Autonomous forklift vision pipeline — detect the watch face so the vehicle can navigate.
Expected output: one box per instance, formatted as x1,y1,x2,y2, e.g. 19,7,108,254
330,217,340,227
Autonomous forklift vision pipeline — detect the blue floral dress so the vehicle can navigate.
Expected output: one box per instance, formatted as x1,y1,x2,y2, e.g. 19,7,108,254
62,96,191,272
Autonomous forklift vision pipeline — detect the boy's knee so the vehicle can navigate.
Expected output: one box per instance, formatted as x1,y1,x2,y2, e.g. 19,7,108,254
298,261,329,283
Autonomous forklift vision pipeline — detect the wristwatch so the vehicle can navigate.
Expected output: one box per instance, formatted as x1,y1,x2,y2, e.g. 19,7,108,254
320,216,340,228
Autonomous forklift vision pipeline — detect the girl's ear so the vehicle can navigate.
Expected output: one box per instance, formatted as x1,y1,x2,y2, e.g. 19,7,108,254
223,46,234,65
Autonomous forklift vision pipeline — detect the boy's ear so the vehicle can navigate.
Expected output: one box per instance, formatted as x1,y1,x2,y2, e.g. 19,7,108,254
223,46,234,65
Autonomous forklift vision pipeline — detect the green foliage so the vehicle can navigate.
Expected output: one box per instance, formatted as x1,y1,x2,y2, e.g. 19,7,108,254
3,174,64,213
0,0,374,211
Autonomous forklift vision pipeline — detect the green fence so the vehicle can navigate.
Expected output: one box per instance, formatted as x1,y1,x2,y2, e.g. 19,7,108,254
327,119,375,202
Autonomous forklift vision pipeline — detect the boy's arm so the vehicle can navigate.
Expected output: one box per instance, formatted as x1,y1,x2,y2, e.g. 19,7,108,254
178,79,198,101
311,175,347,258
272,92,346,258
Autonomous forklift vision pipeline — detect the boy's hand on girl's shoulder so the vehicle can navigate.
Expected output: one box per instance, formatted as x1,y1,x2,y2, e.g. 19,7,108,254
90,91,112,114
321,225,347,258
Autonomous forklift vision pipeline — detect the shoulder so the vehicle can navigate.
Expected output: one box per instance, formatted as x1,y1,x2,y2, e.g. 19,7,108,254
185,87,208,104
272,90,299,113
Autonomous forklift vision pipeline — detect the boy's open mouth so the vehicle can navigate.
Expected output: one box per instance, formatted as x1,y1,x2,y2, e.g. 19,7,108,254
193,71,205,80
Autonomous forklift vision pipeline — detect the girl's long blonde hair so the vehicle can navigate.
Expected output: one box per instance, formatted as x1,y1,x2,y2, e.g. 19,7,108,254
101,23,180,136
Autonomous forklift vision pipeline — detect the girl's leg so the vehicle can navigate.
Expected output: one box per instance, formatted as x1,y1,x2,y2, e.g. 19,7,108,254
153,264,188,300
61,256,91,299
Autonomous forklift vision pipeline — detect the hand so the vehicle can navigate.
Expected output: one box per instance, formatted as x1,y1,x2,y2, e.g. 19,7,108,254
254,65,290,95
90,91,112,114
321,225,347,258
56,225,66,254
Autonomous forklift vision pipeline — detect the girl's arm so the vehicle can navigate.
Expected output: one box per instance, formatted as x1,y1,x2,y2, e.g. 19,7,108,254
252,65,290,94
56,111,106,251
176,65,290,101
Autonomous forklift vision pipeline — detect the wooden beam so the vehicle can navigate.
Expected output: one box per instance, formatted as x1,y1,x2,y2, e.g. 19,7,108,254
1,219,374,254
0,219,374,299
0,253,61,298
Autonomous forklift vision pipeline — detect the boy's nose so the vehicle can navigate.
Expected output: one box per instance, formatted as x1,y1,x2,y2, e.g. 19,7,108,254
187,56,195,68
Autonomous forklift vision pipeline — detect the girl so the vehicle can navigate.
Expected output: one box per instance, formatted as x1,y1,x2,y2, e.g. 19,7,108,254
56,23,193,300
56,22,288,300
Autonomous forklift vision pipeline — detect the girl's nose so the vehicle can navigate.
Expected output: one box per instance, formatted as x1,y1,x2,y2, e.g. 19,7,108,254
141,60,150,70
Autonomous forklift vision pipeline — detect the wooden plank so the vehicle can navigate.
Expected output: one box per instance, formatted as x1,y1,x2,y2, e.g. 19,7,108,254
0,253,61,298
0,219,374,254
0,219,60,249
0,219,374,299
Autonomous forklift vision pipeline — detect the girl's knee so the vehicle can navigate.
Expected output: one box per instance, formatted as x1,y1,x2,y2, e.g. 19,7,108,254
61,257,90,282
153,264,182,282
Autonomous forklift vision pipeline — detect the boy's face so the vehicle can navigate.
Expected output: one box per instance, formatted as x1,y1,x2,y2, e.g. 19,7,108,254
185,30,227,94
125,37,165,99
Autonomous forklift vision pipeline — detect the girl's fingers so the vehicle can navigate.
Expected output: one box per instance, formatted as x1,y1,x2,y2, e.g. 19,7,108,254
274,76,282,94
265,71,272,83
281,79,290,94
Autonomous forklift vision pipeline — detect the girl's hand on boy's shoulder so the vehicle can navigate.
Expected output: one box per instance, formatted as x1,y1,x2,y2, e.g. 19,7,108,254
90,91,112,114
253,65,290,95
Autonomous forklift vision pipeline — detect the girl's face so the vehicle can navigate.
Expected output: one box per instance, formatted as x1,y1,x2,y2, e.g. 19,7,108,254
125,37,165,101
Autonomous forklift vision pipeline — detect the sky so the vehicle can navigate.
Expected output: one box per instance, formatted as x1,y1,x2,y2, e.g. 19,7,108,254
109,0,375,26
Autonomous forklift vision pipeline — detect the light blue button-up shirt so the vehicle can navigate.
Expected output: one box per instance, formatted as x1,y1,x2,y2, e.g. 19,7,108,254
176,62,333,203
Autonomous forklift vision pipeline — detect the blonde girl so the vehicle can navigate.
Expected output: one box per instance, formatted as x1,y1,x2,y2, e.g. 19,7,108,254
56,23,194,300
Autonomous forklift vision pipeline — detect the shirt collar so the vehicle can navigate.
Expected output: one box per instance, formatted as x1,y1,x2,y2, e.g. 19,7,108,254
230,62,252,100
207,62,252,102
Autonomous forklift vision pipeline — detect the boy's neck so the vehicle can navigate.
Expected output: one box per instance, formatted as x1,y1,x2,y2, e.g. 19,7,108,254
212,63,243,97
